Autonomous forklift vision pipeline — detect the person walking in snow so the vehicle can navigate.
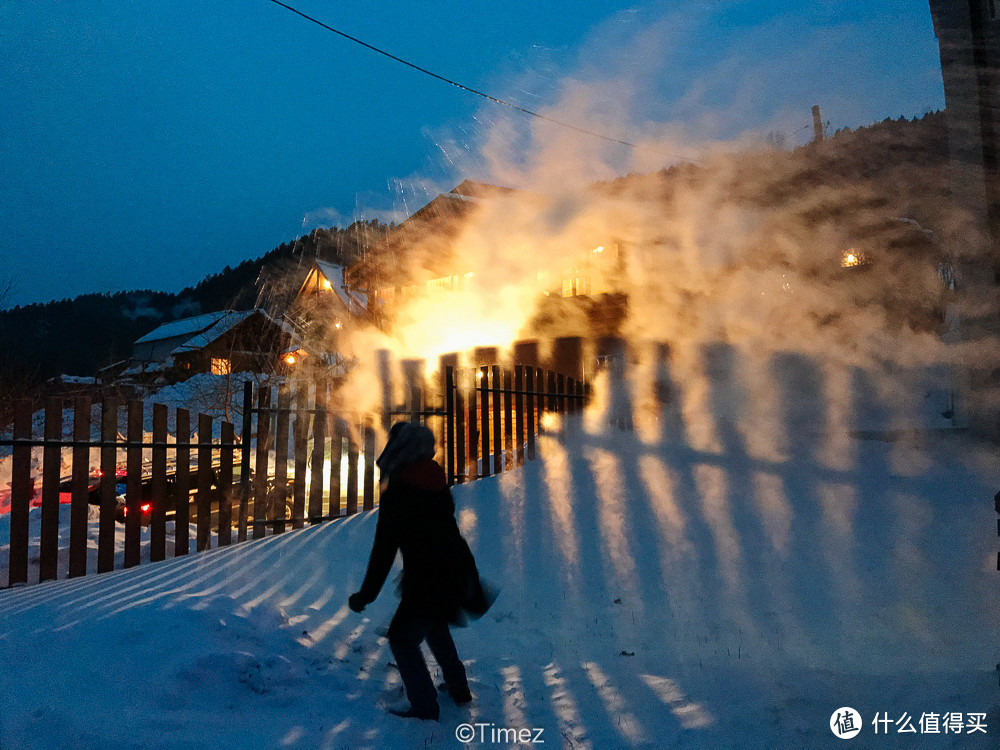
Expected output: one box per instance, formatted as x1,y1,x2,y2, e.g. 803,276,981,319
348,421,492,721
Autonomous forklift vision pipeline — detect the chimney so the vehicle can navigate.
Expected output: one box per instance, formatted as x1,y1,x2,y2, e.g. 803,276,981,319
812,105,824,143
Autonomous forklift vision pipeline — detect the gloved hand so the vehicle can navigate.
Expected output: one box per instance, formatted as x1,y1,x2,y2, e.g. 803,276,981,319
348,592,368,613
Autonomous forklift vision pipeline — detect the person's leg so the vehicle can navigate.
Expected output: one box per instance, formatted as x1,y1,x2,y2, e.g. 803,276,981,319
425,620,471,702
387,606,439,718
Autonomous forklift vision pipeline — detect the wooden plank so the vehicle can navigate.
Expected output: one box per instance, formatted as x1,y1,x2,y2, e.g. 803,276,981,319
455,370,466,484
98,398,118,572
514,365,525,466
491,365,501,474
150,403,168,563
467,370,479,481
444,364,456,486
196,412,213,551
503,369,513,472
329,418,344,519
309,387,326,523
9,400,32,585
123,399,143,569
174,408,191,557
525,367,536,461
346,425,359,516
291,389,308,530
238,381,253,542
69,396,91,578
480,366,490,476
218,421,234,545
363,421,376,511
252,386,270,539
39,397,62,582
273,386,290,534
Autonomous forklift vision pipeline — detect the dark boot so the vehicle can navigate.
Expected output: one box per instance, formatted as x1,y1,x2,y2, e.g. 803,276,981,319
388,704,440,721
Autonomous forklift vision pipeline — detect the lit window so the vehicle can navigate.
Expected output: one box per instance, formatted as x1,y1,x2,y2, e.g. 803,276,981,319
210,358,232,375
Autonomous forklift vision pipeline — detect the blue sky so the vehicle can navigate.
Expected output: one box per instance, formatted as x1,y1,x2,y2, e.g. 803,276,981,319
1,1,944,308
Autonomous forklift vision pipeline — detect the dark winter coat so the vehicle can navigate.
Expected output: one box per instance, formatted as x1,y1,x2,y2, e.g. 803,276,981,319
355,458,490,624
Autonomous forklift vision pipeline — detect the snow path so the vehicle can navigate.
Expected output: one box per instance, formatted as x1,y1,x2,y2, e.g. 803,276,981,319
0,418,998,748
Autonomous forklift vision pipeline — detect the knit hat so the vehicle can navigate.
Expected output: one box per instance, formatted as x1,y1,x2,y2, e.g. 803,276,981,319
376,422,435,477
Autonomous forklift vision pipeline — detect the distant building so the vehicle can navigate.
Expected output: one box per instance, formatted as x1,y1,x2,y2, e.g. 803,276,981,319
123,310,291,383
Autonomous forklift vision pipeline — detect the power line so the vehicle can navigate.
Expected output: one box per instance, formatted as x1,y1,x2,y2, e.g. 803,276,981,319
266,0,696,163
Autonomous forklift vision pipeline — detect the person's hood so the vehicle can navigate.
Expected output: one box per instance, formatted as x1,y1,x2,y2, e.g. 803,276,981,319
376,422,436,477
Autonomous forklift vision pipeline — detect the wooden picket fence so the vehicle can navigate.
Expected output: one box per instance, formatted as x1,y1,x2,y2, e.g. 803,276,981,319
0,343,589,588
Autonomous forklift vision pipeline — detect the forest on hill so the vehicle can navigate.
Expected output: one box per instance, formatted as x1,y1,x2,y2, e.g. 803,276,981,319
0,220,389,402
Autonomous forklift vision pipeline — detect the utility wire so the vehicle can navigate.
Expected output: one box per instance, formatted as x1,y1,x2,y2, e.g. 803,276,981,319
266,0,696,162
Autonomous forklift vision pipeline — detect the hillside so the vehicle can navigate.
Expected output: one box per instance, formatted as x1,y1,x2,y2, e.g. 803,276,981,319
0,221,390,401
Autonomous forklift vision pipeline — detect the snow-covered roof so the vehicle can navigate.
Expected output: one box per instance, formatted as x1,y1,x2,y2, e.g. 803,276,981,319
134,311,230,344
314,259,368,313
171,310,262,354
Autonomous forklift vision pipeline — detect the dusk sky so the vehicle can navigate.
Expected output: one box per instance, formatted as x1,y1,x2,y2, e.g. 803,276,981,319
2,1,945,309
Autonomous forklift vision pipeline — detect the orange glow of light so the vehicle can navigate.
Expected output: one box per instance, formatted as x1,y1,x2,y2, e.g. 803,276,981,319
334,321,342,330
841,249,863,268
321,278,333,291
284,354,297,365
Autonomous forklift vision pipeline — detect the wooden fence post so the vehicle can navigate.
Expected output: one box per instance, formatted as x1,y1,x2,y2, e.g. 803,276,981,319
150,403,168,563
330,418,344,518
123,400,143,568
252,387,270,540
503,368,513,472
39,398,61,582
291,388,308,530
455,370,467,484
9,400,32,585
273,386,290,534
363,420,376,511
525,368,536,461
98,398,118,572
309,386,327,524
239,381,253,542
346,425,359,516
196,412,213,552
514,365,525,466
491,365,501,474
445,364,456,485
468,369,479,481
219,421,235,545
378,349,393,431
479,367,490,477
174,408,191,557
69,396,91,577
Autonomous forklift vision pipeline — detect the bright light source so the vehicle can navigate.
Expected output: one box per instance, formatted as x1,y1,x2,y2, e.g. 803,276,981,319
841,248,864,268
284,354,297,365
321,278,333,290
464,272,475,279
334,321,342,330
593,246,604,254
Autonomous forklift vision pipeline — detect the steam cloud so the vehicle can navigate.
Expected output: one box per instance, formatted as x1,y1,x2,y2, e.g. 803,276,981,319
311,6,997,445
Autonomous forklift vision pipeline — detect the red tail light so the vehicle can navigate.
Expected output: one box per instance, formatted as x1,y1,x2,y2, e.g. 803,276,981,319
140,503,152,513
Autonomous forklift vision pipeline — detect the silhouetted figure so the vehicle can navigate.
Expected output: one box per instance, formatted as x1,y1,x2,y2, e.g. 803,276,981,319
348,422,493,721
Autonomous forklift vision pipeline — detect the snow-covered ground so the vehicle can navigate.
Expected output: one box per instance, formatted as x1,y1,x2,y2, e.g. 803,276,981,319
1,380,997,749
